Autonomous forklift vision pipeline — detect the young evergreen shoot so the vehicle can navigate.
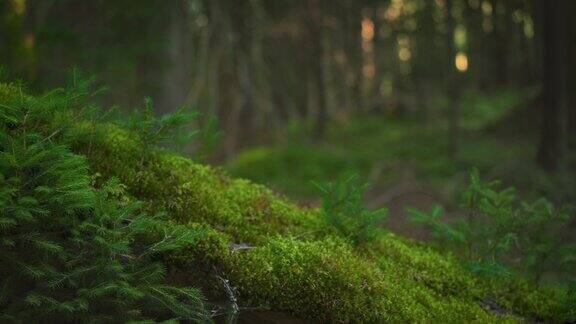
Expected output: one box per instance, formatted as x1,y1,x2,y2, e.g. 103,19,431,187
315,175,387,246
408,169,576,281
125,97,198,159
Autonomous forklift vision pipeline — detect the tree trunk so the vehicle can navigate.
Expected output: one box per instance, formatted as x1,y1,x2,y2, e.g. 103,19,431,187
536,0,568,172
568,1,576,139
445,0,461,159
491,0,508,85
309,0,327,138
159,0,191,113
343,0,363,113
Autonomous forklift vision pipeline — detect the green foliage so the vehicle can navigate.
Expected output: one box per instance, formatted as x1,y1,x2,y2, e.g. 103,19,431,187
408,169,576,281
458,87,538,131
125,97,199,156
0,83,208,322
195,114,223,162
315,175,387,246
2,82,572,323
564,280,576,320
120,96,222,163
486,277,576,322
227,110,537,202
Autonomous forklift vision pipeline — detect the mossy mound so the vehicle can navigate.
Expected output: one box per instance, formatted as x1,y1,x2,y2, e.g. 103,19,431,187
71,124,571,323
72,124,318,244
1,83,571,322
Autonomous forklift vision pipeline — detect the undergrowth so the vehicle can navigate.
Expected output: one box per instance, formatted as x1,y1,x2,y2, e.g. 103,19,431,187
1,80,574,322
315,175,387,246
408,169,576,283
0,82,208,322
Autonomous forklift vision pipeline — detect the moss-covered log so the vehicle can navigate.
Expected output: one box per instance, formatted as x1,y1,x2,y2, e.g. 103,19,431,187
71,122,568,322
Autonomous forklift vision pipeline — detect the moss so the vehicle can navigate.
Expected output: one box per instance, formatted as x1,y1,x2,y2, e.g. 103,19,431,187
486,278,574,322
166,222,232,268
72,124,318,244
0,83,549,322
227,145,362,198
228,236,505,323
370,234,483,300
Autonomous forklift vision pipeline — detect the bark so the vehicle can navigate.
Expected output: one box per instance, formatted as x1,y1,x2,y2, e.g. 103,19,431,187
568,1,576,138
536,0,568,172
343,0,363,113
491,0,508,84
445,0,461,159
159,0,191,113
309,0,327,138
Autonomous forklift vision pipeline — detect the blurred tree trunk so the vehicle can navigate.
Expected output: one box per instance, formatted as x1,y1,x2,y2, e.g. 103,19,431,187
491,0,508,85
568,1,576,139
309,0,327,138
516,1,535,86
22,0,53,82
159,0,191,113
0,1,26,78
343,0,362,113
445,0,460,159
464,0,485,88
415,0,436,121
532,0,544,82
537,0,568,172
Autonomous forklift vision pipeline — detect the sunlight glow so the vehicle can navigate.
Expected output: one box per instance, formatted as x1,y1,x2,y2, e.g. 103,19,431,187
454,25,467,49
361,18,375,41
11,0,26,15
455,52,469,72
524,18,534,39
398,48,411,61
384,0,404,21
481,1,493,15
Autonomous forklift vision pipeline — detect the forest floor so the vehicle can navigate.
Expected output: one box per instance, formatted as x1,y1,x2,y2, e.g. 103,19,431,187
226,87,558,241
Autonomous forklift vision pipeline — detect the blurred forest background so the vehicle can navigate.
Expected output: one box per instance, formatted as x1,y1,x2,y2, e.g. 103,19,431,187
1,0,575,236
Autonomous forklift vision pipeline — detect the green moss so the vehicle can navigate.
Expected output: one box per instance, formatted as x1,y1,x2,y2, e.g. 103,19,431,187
166,222,231,268
228,145,362,198
73,124,318,244
370,234,482,300
228,236,505,323
486,278,574,322
64,122,570,322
